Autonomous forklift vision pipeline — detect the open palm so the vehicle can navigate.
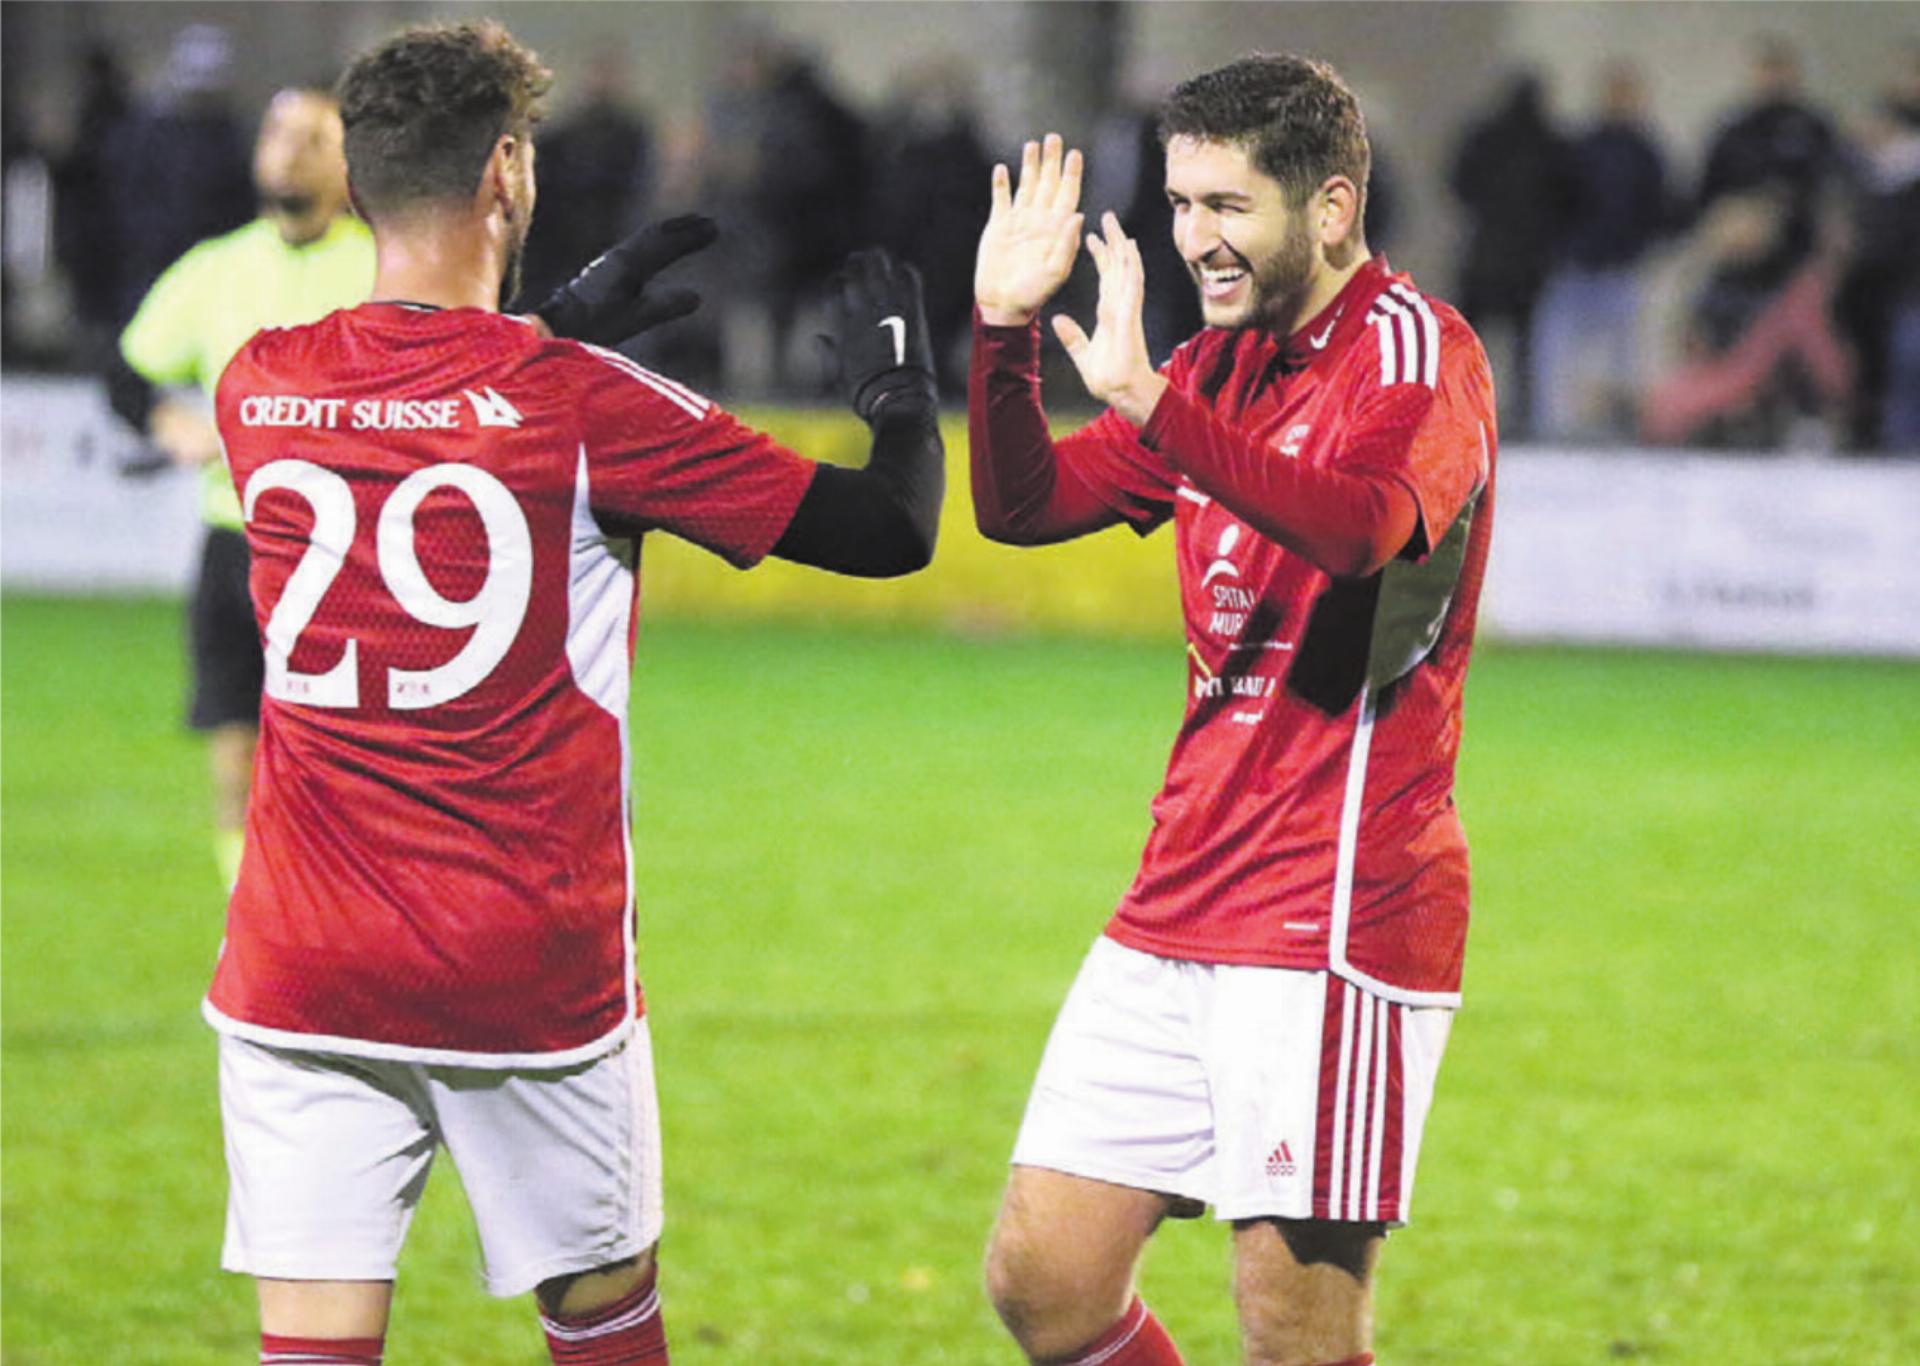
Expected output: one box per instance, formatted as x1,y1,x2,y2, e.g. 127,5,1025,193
974,133,1085,326
1052,212,1166,426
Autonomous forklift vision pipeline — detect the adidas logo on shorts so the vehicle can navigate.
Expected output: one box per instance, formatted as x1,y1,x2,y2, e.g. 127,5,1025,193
1265,1141,1297,1178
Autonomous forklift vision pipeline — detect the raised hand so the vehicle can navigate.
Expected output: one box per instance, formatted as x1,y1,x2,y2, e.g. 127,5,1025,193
1052,212,1168,427
828,247,937,422
974,133,1085,327
531,214,718,348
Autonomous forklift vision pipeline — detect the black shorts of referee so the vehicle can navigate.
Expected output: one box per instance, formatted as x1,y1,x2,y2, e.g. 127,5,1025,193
187,526,264,731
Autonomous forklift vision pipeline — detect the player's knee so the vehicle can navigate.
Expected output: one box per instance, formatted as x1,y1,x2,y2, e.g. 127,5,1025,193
535,1244,657,1319
983,1226,1118,1359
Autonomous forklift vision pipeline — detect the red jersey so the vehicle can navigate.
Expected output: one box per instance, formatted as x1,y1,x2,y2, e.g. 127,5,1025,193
975,257,1495,1004
206,304,814,1064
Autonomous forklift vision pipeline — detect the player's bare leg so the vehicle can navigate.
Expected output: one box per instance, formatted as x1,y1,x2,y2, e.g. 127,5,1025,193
985,1166,1180,1363
257,1277,392,1340
208,722,256,888
1231,1218,1383,1366
536,1246,666,1363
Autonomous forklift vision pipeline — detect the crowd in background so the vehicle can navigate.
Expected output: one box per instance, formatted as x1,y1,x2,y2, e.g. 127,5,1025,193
1450,35,1920,453
4,24,1916,453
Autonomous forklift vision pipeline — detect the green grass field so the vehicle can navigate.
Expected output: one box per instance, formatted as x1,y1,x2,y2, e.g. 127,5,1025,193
3,595,1915,1364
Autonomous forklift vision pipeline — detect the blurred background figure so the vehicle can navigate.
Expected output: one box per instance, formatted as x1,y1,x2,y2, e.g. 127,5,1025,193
691,29,869,397
1832,46,1920,452
1449,73,1575,440
103,85,372,890
1696,35,1837,297
872,58,993,394
49,44,133,361
517,48,654,307
1086,62,1202,368
100,24,253,323
1530,61,1673,444
747,36,869,396
1646,35,1851,449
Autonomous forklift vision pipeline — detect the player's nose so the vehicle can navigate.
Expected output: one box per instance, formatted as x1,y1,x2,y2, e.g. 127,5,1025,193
1176,206,1221,263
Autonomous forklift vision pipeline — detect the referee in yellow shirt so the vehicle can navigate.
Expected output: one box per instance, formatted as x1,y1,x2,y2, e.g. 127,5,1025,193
106,88,373,889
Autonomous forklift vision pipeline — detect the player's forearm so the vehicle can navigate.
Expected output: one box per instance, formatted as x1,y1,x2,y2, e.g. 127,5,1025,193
969,316,1118,545
1142,388,1419,578
104,353,159,434
769,389,943,577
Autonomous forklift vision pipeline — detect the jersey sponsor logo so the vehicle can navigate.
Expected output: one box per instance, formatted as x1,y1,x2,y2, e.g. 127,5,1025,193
1190,520,1290,710
462,386,523,429
235,394,486,433
239,395,348,428
1200,523,1243,590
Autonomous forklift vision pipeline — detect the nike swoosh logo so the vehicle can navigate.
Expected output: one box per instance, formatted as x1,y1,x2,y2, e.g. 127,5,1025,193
878,316,906,365
1309,319,1336,349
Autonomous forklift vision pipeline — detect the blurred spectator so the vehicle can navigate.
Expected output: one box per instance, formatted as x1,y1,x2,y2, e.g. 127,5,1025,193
1449,73,1575,440
516,51,653,306
0,69,33,363
1655,36,1853,449
689,31,870,397
51,44,132,346
750,43,870,395
1088,70,1202,368
1697,35,1837,292
872,59,992,393
1365,141,1399,255
1531,62,1672,443
100,24,253,322
1639,194,1851,448
1833,49,1920,451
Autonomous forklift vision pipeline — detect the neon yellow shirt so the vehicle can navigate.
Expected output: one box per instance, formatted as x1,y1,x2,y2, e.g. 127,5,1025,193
119,215,374,529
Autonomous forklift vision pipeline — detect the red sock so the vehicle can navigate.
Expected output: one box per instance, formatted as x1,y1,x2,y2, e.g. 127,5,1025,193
539,1265,668,1364
1059,1295,1184,1365
260,1335,384,1364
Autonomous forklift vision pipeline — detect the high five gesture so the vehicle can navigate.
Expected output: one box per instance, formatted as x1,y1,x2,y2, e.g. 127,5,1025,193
974,133,1085,327
1052,212,1168,427
974,134,1166,426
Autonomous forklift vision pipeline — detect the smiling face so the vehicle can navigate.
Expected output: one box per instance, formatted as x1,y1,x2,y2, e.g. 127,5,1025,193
1165,134,1317,331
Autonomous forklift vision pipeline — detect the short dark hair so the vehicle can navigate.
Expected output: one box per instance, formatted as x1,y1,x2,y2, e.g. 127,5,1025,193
336,20,551,219
1159,53,1371,213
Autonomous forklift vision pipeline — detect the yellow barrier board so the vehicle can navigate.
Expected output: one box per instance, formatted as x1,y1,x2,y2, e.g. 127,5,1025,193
641,409,1183,639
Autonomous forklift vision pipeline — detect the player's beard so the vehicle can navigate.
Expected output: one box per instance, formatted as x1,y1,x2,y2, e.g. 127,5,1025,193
1192,210,1317,333
500,193,533,308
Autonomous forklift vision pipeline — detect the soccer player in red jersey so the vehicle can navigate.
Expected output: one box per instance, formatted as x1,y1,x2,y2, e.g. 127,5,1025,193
970,56,1496,1366
207,21,942,1366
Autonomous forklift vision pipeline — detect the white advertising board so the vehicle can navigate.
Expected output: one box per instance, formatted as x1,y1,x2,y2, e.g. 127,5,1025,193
2,374,201,592
1483,449,1920,657
3,374,1917,657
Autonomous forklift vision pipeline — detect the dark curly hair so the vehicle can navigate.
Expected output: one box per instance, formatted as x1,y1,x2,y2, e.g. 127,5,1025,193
1159,54,1370,214
336,20,551,219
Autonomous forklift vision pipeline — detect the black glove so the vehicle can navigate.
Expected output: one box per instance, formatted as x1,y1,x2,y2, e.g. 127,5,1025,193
827,248,936,421
531,214,719,347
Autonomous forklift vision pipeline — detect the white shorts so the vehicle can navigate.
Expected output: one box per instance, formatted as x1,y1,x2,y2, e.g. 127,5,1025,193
218,1023,663,1297
1012,937,1453,1224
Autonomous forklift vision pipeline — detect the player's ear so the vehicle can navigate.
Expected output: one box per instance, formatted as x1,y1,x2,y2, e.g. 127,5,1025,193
481,134,520,213
1314,175,1362,251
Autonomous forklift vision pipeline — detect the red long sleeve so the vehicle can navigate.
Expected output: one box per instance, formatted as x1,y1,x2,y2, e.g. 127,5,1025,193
1139,385,1420,578
968,318,1132,544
